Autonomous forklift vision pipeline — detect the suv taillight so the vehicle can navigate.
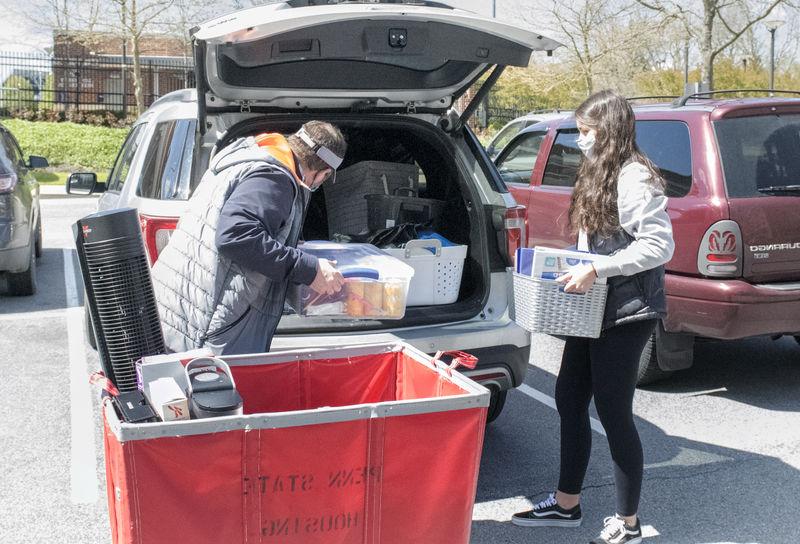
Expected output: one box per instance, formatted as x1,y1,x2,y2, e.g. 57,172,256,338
697,220,742,277
0,173,18,193
505,205,527,267
139,214,178,265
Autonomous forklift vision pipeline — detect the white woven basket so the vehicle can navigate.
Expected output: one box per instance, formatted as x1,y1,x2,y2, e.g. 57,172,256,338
512,273,608,338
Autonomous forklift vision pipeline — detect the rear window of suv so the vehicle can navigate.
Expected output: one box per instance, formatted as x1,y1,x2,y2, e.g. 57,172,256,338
714,113,800,198
138,119,197,200
541,121,692,197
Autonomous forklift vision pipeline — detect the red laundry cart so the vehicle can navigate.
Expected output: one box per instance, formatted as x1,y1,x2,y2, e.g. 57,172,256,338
102,342,489,544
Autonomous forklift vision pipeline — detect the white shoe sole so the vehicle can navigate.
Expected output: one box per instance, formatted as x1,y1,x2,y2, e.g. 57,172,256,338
511,517,583,528
592,537,642,544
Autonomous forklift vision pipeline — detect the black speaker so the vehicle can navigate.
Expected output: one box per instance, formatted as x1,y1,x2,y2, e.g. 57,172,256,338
73,208,165,392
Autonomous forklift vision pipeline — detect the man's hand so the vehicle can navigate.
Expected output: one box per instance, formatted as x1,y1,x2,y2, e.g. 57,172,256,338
309,259,344,295
556,263,597,294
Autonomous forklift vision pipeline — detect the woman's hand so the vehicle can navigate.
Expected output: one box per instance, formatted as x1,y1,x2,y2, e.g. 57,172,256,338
556,263,597,294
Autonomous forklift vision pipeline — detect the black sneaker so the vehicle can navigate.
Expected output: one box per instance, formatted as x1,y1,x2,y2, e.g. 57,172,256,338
590,514,642,544
511,492,582,527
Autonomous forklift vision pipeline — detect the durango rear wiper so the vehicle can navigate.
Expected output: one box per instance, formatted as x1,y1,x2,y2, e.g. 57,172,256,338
757,184,800,194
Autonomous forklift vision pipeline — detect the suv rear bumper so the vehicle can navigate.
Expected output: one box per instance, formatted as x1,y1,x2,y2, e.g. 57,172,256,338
272,315,531,391
664,275,800,339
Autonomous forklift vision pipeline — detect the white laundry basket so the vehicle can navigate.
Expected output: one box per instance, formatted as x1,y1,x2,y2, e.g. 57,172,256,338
383,239,467,306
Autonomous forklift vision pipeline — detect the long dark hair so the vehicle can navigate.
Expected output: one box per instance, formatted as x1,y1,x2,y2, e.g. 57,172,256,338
569,90,664,237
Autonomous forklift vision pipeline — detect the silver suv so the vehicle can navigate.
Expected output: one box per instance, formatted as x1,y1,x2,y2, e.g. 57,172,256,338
67,0,562,422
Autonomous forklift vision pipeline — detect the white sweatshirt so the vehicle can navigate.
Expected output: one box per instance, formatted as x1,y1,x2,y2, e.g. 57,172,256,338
584,162,675,279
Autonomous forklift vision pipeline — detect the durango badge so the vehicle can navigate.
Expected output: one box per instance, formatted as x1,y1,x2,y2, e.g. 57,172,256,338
749,242,800,252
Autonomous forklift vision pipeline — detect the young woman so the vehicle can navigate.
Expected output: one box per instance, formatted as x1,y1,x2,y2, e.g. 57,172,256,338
511,90,675,544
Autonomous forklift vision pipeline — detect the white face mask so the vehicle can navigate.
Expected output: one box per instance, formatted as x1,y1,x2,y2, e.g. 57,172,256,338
576,130,597,156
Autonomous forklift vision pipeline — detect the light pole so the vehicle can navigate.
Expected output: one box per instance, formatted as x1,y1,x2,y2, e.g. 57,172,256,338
764,6,786,92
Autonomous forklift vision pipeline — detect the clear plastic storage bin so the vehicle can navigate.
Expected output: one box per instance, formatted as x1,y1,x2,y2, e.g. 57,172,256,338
288,242,415,319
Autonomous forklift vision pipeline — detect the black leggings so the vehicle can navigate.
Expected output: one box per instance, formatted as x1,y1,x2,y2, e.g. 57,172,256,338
555,319,656,517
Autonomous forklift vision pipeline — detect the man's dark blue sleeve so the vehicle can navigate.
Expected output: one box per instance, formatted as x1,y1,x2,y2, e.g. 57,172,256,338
215,172,318,285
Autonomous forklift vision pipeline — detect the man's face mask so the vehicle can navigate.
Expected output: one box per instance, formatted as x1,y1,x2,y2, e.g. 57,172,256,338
305,168,333,193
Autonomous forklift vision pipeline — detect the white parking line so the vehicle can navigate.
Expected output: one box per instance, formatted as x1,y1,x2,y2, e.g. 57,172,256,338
63,248,98,504
0,308,67,321
517,383,607,437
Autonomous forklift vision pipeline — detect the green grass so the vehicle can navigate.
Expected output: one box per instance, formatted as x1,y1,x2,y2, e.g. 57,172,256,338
2,118,128,172
33,171,71,185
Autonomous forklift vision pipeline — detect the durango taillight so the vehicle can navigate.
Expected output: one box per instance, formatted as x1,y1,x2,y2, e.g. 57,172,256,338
697,220,742,277
139,214,178,265
505,205,527,267
0,173,18,193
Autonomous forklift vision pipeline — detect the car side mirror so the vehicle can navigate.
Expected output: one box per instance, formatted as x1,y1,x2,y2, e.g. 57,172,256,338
28,155,49,169
67,172,102,195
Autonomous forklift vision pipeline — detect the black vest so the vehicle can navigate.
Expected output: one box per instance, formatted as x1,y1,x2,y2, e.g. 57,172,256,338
590,228,666,330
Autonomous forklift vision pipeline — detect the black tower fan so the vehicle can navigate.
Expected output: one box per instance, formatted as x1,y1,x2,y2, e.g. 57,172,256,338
74,208,165,392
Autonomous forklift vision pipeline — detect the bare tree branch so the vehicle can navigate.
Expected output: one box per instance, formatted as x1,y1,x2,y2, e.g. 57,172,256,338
636,0,793,88
712,0,785,56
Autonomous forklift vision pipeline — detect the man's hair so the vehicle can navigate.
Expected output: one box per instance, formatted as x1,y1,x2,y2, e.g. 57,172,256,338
287,121,347,172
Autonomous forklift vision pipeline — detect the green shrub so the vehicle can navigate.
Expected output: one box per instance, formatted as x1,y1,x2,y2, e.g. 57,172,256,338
2,119,129,171
2,107,133,128
39,74,55,112
2,75,35,110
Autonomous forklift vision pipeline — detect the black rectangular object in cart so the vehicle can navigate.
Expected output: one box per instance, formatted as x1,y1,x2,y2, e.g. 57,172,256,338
73,208,165,392
114,390,158,423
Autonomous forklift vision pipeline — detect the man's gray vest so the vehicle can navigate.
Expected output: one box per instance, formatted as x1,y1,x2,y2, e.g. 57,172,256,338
151,136,306,354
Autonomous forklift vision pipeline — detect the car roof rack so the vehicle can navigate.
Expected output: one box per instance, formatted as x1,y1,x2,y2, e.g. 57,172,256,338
673,89,800,107
288,0,454,7
627,95,679,102
525,108,571,115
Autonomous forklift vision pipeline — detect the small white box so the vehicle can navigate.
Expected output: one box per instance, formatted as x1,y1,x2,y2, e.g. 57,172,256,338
146,377,190,421
136,348,212,397
530,247,608,285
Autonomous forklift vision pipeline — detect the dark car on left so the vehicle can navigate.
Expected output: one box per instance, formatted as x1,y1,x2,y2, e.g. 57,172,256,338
0,123,48,296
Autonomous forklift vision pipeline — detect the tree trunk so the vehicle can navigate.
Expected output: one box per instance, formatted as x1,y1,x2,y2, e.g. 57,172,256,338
701,0,715,90
584,69,593,96
132,35,145,115
129,0,145,116
582,38,593,96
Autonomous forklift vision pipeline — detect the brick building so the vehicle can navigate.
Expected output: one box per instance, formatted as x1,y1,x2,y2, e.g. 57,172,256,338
52,32,194,112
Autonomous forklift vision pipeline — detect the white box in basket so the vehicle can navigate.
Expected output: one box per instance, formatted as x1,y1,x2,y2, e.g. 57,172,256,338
529,247,608,285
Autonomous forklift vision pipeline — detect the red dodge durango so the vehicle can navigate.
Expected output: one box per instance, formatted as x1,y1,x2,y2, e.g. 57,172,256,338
495,91,800,383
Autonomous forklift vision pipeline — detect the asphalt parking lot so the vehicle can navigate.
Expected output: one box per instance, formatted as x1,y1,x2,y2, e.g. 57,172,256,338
2,190,799,543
